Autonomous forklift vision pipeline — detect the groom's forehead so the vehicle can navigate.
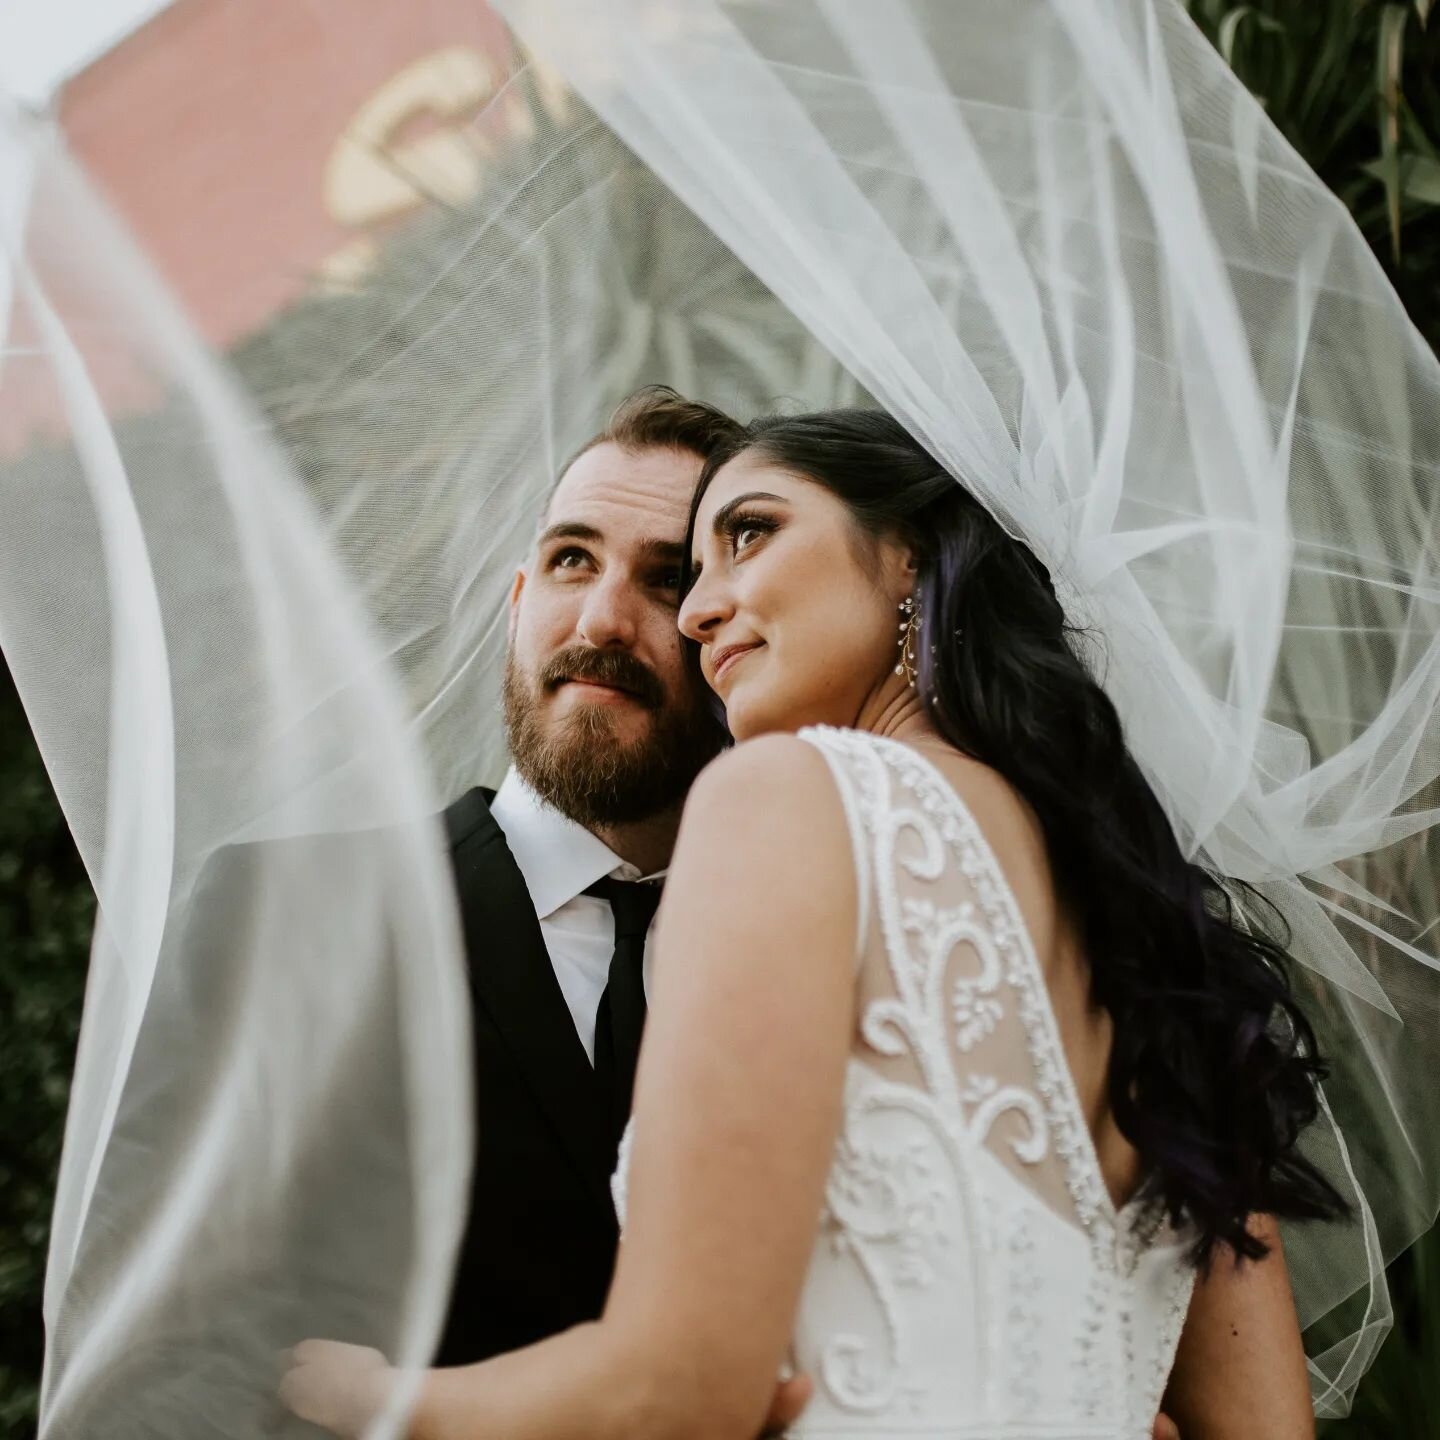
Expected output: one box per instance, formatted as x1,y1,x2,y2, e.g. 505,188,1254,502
543,441,699,539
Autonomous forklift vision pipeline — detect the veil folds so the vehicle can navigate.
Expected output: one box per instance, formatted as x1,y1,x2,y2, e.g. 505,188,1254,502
3,0,1438,1427
1,98,473,1436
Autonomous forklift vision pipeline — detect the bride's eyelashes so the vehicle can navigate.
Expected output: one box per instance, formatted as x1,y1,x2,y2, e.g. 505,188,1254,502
687,506,782,580
721,510,780,560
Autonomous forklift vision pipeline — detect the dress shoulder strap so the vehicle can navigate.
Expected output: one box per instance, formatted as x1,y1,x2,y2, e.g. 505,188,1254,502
795,725,891,968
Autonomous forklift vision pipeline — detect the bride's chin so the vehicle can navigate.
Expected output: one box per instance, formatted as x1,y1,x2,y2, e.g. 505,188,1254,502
720,701,763,742
723,698,804,743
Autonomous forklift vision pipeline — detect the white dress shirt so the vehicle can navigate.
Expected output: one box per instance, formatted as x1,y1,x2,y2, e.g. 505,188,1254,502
489,769,662,1065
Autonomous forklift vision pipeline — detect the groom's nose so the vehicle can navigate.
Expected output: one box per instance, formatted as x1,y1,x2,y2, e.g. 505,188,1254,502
575,570,640,650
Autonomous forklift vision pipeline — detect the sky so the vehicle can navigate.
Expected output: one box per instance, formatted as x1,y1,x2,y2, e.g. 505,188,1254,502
0,0,173,104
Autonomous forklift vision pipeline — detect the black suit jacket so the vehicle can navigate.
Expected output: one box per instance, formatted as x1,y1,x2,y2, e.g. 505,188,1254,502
435,788,621,1364
44,804,616,1436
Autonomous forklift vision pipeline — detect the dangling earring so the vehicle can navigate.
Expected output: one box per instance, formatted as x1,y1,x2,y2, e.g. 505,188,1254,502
896,595,921,687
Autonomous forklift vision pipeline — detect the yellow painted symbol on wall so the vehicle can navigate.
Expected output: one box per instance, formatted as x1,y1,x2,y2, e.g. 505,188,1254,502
325,45,493,228
318,45,570,287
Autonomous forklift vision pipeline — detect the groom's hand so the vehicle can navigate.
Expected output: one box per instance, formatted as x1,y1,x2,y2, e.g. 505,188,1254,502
279,1339,393,1437
1153,1416,1181,1440
760,1370,813,1436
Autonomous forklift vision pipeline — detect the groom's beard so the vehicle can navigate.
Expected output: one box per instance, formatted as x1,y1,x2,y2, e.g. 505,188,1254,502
503,644,725,828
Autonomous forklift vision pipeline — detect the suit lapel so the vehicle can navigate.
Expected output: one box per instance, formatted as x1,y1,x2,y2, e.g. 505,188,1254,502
446,789,614,1216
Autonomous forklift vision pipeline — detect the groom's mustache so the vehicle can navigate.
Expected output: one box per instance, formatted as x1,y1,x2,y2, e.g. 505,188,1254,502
541,646,664,710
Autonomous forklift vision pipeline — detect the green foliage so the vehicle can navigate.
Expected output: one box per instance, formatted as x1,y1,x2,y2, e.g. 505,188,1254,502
1186,0,1440,353
1323,1234,1440,1435
0,663,92,1436
1180,6,1440,1431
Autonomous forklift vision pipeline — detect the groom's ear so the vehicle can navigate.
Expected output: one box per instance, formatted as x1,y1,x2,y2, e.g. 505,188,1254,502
508,567,527,639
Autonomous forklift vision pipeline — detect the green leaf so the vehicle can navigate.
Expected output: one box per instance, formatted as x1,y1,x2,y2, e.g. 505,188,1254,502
1217,5,1285,66
1363,153,1440,204
1377,4,1411,263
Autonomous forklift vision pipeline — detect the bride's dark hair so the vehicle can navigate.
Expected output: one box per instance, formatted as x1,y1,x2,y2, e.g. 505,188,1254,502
683,407,1348,1264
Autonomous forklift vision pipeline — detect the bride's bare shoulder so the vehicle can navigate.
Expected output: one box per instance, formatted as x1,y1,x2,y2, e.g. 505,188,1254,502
671,733,853,876
684,732,841,821
658,734,860,966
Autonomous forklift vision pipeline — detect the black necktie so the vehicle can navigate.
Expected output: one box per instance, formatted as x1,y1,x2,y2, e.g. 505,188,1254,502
585,876,662,1161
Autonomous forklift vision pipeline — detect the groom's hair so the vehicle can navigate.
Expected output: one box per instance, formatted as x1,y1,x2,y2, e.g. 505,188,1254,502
557,385,744,489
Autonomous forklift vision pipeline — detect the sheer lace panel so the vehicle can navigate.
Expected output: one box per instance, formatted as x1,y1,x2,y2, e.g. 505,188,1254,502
800,726,1120,1233
787,727,1194,1436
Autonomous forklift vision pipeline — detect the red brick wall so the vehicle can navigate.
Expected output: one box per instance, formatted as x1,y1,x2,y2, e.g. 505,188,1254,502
58,0,511,348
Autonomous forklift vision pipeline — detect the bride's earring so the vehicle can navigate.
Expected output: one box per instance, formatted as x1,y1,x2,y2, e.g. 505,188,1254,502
896,595,921,687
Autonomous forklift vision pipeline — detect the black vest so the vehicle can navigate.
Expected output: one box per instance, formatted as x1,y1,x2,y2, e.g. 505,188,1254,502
435,788,620,1363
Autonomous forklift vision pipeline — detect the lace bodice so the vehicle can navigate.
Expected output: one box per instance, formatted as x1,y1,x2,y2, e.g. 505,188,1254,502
614,726,1196,1438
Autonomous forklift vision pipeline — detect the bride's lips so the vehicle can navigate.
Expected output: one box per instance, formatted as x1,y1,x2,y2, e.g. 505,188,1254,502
711,642,762,683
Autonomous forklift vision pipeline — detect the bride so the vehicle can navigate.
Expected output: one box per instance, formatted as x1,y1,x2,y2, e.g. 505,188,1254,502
282,408,1348,1439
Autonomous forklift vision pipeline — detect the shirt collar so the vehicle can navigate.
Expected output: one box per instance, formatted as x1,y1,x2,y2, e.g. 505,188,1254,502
490,769,654,919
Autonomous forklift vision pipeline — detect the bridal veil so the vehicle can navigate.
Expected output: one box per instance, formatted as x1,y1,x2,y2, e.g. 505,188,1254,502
2,1,1437,1430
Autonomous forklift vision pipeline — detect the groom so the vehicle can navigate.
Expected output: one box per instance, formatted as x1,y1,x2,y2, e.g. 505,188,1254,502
435,386,741,1358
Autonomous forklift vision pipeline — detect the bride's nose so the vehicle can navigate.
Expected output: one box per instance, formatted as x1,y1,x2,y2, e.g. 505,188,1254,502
678,568,733,644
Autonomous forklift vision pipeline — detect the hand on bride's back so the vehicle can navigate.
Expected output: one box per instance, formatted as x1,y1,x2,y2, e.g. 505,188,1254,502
278,1340,813,1439
279,1340,391,1438
760,1370,813,1435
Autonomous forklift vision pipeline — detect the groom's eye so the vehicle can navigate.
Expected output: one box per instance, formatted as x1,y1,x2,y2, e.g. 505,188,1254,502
645,567,682,608
549,547,590,571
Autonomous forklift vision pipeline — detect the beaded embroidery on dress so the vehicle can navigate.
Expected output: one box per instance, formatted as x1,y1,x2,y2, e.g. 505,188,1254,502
613,726,1196,1439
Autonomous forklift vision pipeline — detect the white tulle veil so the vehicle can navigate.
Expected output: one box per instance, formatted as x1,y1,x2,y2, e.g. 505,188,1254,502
2,1,1438,1431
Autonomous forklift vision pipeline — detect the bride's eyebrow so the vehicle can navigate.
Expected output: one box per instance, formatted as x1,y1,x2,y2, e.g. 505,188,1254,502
691,491,790,573
709,491,788,534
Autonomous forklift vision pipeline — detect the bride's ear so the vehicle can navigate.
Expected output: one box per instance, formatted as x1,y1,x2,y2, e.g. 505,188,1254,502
881,539,920,606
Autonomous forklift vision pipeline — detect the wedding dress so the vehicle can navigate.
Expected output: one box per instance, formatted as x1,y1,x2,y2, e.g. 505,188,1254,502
615,726,1195,1439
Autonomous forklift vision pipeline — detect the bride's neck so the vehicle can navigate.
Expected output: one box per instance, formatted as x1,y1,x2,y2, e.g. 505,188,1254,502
852,675,941,747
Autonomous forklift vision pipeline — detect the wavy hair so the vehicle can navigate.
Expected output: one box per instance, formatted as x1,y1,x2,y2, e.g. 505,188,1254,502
683,408,1348,1263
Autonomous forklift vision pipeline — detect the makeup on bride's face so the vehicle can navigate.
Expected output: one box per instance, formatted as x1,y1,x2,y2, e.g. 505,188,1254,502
679,454,903,739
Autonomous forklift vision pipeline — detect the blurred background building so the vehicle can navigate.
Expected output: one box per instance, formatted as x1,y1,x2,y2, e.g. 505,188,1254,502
53,0,511,345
